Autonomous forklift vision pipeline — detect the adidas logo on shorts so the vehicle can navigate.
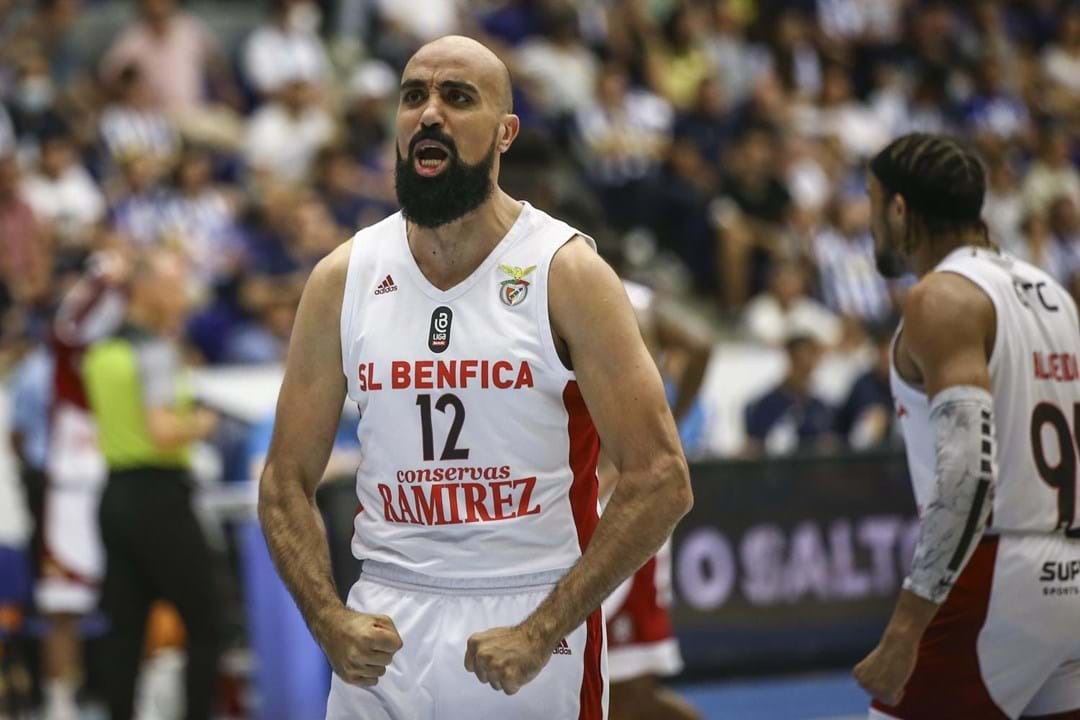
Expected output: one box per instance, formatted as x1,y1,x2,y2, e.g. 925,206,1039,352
552,638,572,656
374,274,398,295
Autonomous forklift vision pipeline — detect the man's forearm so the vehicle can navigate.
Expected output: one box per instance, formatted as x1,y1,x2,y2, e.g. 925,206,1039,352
521,455,691,648
258,465,344,643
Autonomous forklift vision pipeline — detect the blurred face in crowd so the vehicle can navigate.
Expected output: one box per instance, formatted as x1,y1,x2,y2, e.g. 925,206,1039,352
177,149,212,194
140,0,175,27
597,63,629,108
740,129,774,178
770,261,806,305
821,66,852,106
0,154,18,200
977,56,1006,95
786,337,822,389
40,136,74,177
1041,127,1071,165
394,36,519,228
1050,196,1078,238
695,76,726,116
1064,7,1080,47
838,195,871,237
15,56,54,114
280,79,314,113
868,174,909,278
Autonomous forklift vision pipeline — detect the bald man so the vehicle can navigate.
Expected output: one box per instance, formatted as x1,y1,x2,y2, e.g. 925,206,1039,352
258,36,692,719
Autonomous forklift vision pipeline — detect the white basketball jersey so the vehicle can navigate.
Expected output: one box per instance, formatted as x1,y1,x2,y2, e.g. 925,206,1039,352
340,203,602,578
892,246,1080,535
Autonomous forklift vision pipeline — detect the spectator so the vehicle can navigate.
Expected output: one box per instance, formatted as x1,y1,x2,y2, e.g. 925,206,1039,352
82,248,223,720
983,143,1025,254
1016,208,1064,279
674,76,735,174
643,2,713,111
702,0,762,107
342,59,397,161
7,339,52,567
20,120,105,253
99,64,180,171
800,63,888,160
1048,195,1080,299
744,334,836,456
1022,124,1080,217
101,0,235,116
812,193,893,324
716,123,794,304
242,0,330,102
573,61,673,231
373,0,461,50
515,7,598,117
0,154,51,307
244,78,335,183
6,48,63,149
164,145,242,289
743,259,842,348
314,145,383,231
108,149,173,248
1041,4,1080,100
960,53,1031,143
835,326,895,449
766,9,823,101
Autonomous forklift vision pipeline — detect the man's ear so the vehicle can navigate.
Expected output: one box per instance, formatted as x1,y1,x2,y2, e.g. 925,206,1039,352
498,114,520,154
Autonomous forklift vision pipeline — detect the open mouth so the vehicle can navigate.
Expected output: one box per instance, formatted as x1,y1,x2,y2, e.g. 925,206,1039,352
414,141,451,177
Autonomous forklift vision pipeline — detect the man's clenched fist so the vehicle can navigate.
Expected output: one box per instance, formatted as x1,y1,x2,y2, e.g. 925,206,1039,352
321,609,403,687
464,625,552,695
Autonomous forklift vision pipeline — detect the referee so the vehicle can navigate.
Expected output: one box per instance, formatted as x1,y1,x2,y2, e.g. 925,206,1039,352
83,250,221,720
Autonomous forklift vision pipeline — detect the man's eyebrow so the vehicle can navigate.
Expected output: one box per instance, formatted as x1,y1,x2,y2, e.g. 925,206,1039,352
399,78,481,95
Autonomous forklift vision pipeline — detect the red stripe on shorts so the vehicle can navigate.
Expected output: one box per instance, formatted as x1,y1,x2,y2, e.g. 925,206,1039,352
564,381,600,552
579,607,604,720
871,536,1006,719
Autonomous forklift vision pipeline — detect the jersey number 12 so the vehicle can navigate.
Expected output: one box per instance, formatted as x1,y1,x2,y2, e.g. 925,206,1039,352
417,393,470,461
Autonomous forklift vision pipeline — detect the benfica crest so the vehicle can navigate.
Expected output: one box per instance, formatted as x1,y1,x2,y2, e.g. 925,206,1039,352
498,264,536,306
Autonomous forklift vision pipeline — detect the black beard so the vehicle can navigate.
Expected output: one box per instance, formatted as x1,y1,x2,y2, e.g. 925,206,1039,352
395,132,497,228
875,246,908,278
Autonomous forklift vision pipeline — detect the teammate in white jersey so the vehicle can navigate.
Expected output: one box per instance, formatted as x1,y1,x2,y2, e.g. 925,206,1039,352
854,133,1080,719
258,35,693,720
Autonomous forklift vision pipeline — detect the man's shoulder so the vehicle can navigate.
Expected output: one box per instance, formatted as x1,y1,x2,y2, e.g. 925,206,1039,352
904,269,994,330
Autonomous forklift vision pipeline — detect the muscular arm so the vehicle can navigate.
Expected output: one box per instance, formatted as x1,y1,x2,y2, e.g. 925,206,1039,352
257,244,350,644
859,272,996,695
522,238,694,649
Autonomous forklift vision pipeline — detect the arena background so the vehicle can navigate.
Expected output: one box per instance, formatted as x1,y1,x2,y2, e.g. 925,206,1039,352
0,0,1076,718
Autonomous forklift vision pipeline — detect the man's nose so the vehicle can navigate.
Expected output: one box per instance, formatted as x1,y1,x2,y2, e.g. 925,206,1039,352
419,95,445,128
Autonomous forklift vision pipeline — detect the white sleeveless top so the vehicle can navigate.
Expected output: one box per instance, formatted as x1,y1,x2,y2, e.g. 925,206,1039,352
891,246,1080,535
339,203,602,578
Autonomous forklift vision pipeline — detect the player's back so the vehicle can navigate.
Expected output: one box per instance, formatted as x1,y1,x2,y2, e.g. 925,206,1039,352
894,246,1080,535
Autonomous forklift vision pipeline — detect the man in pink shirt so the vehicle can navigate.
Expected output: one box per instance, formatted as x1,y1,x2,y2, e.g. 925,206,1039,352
100,0,236,117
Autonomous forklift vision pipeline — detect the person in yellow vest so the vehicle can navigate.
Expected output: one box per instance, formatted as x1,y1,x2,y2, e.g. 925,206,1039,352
82,249,222,720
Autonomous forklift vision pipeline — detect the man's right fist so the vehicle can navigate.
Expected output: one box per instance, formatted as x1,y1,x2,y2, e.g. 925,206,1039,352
321,609,404,687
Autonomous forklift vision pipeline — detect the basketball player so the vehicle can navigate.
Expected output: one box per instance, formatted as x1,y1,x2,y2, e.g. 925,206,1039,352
854,133,1080,719
258,35,693,720
600,280,707,720
37,252,127,720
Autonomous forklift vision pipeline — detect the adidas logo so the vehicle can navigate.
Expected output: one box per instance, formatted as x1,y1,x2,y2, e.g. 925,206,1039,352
374,274,398,295
552,638,572,656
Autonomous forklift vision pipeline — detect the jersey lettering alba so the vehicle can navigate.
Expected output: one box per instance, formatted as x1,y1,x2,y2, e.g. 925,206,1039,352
340,203,601,578
892,246,1080,535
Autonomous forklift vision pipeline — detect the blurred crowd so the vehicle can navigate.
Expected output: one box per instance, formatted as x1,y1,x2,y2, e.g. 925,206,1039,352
0,0,1077,457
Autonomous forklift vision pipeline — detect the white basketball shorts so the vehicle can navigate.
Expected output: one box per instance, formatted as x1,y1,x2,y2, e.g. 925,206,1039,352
325,561,608,720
